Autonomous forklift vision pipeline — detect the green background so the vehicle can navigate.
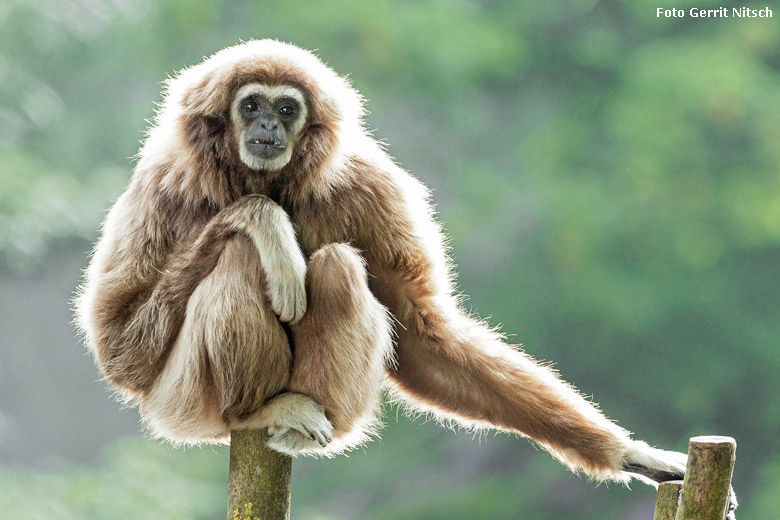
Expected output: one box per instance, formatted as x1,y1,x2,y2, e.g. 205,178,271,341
1,0,778,518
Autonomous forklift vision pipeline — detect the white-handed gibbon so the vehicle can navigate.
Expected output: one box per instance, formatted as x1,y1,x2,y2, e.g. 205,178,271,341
75,40,736,514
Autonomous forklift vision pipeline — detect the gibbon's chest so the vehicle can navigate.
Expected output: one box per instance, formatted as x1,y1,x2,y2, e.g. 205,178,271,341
289,201,359,258
287,179,398,262
293,212,352,258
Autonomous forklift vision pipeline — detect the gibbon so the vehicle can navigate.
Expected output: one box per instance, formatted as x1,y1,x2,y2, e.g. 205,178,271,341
75,40,735,513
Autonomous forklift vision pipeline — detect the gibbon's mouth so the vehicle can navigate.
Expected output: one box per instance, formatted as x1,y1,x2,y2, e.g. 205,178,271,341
247,139,283,147
246,139,287,159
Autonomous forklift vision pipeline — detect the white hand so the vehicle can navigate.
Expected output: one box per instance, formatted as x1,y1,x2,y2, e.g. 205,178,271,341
234,197,307,323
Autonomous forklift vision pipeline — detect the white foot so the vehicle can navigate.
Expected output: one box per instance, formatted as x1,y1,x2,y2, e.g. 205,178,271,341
256,392,333,455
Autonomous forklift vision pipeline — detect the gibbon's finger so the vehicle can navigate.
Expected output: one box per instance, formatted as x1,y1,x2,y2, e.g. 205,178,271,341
727,485,738,519
270,273,307,324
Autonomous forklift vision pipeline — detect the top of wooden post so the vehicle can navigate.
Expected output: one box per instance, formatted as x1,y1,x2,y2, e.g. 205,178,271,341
675,435,736,520
688,436,736,447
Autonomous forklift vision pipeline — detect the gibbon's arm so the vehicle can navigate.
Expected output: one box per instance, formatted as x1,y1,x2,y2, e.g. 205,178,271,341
77,191,306,395
360,166,686,482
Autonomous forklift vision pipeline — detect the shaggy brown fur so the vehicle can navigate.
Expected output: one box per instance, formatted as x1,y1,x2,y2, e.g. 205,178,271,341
76,40,694,483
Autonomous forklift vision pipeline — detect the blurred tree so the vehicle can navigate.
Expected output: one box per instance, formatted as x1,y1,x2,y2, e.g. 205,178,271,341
0,0,778,518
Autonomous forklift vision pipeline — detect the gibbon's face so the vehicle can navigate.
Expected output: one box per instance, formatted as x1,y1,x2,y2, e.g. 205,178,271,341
231,83,309,172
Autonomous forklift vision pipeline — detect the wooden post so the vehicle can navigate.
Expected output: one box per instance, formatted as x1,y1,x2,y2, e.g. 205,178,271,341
227,429,292,520
674,436,736,520
653,480,683,520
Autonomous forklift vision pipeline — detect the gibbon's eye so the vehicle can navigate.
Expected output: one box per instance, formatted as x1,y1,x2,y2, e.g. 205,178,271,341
243,99,259,113
279,104,295,117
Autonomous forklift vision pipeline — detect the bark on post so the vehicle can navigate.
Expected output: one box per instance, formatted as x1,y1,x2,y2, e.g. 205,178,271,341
227,429,292,520
653,480,683,520
674,436,736,520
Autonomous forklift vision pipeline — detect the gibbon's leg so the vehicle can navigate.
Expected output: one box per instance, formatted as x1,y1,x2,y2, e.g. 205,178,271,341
141,234,292,442
86,201,340,451
79,194,306,394
142,234,335,447
271,243,393,455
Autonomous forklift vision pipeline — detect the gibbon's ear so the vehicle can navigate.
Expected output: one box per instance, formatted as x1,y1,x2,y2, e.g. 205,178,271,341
174,65,236,162
184,112,229,162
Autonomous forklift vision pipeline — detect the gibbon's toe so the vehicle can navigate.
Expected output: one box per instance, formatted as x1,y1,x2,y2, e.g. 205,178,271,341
258,392,333,455
266,424,290,437
303,424,332,447
267,429,322,455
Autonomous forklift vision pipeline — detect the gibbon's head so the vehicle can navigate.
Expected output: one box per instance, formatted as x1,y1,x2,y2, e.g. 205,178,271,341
145,40,366,194
230,82,308,172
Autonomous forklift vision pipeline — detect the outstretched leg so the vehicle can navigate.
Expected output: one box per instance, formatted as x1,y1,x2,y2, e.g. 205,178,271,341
271,243,394,455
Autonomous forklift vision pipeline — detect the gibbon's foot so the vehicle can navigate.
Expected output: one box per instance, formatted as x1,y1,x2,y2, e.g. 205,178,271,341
267,429,329,454
622,441,738,519
721,487,738,520
260,392,333,455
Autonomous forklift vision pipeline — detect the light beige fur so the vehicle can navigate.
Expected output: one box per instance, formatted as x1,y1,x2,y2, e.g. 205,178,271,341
75,40,694,486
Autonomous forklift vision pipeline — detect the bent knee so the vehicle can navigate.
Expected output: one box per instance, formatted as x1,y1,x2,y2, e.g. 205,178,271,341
216,234,265,280
309,243,365,273
307,243,368,298
222,233,258,258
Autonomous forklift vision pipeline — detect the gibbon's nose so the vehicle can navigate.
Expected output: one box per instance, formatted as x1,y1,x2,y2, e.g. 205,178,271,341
246,113,285,147
246,115,286,159
259,115,278,131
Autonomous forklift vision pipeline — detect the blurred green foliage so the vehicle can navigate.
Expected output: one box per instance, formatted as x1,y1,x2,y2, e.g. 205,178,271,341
0,439,228,520
1,0,779,518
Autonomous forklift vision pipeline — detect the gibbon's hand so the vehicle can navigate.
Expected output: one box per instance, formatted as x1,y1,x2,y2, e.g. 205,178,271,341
267,263,307,324
261,242,307,324
624,442,737,519
226,195,308,323
726,486,738,520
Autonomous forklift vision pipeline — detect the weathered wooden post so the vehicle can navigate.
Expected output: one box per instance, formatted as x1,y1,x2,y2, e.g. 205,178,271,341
653,436,736,520
674,436,736,520
227,429,292,520
653,480,684,520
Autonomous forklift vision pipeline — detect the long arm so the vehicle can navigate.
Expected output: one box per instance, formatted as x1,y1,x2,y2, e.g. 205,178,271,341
76,190,306,395
354,165,687,481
